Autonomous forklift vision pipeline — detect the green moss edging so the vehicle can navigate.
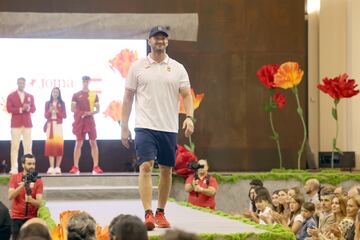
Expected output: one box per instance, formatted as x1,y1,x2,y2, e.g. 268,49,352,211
0,176,10,185
173,169,360,186
156,198,295,240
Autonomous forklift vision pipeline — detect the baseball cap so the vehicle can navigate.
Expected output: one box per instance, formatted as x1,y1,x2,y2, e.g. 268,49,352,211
149,26,169,38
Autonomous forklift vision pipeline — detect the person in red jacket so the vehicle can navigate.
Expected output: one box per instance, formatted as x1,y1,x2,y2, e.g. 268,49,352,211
44,87,66,175
6,78,36,175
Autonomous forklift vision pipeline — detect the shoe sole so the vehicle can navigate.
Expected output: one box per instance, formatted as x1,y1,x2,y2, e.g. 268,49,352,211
70,172,80,175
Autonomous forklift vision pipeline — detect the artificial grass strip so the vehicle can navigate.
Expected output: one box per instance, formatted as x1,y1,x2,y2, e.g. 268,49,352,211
0,176,10,185
173,169,360,186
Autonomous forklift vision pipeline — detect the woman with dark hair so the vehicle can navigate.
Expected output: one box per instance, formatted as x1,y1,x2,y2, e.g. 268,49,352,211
248,186,257,213
272,190,281,213
44,87,66,174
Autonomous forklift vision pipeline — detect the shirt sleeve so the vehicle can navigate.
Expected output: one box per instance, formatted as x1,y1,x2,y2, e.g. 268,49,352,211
9,175,17,189
185,175,194,185
179,64,191,89
209,176,218,190
125,63,138,91
36,179,44,195
294,214,304,223
71,94,77,103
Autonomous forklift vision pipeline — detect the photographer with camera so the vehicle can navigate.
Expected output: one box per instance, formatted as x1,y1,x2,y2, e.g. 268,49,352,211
8,154,43,240
185,159,218,210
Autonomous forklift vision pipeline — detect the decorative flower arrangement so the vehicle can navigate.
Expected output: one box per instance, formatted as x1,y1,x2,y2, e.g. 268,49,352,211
318,73,359,168
109,49,138,78
174,144,198,178
103,100,123,125
273,62,306,169
257,64,286,168
179,88,205,152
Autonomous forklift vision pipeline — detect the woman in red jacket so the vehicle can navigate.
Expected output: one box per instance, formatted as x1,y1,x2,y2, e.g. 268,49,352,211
44,87,66,174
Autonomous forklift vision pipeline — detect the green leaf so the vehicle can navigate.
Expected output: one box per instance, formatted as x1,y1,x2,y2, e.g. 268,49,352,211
184,144,192,151
332,138,337,148
264,102,273,112
332,107,337,120
335,147,344,155
270,132,279,141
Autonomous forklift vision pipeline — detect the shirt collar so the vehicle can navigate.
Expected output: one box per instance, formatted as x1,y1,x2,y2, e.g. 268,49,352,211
147,54,169,64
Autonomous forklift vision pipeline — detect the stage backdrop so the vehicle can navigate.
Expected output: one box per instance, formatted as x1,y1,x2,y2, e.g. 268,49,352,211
0,0,306,172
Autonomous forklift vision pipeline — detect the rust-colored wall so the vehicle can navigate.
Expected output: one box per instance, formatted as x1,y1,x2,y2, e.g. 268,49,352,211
0,0,306,171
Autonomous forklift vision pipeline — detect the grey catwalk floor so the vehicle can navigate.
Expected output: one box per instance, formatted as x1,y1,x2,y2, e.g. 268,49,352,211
47,200,265,236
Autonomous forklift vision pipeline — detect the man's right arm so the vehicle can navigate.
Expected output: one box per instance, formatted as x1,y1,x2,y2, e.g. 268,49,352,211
121,89,135,148
8,182,25,200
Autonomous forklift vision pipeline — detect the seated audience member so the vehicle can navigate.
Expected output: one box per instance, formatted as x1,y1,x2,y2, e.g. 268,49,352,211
271,190,281,212
0,201,11,240
67,212,96,240
254,195,272,224
272,189,291,224
304,179,320,204
331,195,347,224
161,229,200,240
288,195,304,235
288,187,301,199
250,179,263,188
18,220,51,240
254,186,272,204
307,192,336,238
248,186,257,213
348,185,360,198
109,214,147,240
297,202,316,240
185,159,218,210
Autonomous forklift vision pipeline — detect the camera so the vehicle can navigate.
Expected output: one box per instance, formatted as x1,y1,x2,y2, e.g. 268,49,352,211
187,161,204,171
22,170,40,184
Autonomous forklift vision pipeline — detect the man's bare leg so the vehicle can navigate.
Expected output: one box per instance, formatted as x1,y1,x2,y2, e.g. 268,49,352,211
158,165,172,209
139,161,154,211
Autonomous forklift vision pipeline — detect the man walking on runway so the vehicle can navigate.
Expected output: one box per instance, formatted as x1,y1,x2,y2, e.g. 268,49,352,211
121,26,194,230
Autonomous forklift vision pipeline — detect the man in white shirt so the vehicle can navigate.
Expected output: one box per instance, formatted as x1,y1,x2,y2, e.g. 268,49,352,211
121,26,194,231
304,178,320,204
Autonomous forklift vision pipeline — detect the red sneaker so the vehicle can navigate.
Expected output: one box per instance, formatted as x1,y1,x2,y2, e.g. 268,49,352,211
144,210,155,231
92,166,103,175
69,166,80,174
155,211,170,228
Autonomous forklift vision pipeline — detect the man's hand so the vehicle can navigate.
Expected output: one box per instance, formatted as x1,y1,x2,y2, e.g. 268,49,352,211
121,125,131,149
307,227,319,237
194,184,203,193
182,118,194,137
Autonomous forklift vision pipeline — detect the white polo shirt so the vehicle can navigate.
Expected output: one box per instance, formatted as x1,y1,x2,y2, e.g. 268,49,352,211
126,54,190,133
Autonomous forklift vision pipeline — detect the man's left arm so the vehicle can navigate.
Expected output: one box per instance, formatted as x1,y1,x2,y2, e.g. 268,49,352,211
30,95,36,113
180,87,194,138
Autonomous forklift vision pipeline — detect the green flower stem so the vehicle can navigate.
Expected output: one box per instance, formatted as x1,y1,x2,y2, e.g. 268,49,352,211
189,135,195,152
331,100,340,168
292,86,307,169
269,99,283,168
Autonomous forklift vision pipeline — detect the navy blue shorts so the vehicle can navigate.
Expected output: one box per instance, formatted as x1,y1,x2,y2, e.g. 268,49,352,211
134,128,177,167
